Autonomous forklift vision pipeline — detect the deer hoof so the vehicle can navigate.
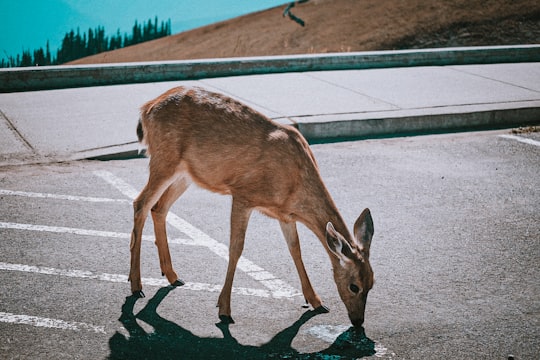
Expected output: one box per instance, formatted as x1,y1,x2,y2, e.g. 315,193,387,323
171,279,185,287
219,314,235,324
314,304,330,314
132,290,146,298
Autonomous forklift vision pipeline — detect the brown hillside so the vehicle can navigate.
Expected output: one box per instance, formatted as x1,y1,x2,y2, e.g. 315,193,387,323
69,0,540,65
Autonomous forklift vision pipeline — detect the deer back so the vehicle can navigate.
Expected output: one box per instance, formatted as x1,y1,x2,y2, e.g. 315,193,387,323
138,86,334,223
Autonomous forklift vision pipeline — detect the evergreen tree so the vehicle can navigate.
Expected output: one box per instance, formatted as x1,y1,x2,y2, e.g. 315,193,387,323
132,20,141,44
33,47,46,66
20,50,32,67
87,27,95,55
46,41,52,65
2,16,172,67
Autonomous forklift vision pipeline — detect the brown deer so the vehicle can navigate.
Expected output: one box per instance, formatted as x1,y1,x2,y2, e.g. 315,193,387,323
131,86,375,327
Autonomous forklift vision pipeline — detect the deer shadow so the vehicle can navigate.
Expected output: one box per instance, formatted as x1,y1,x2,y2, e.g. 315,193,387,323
108,286,376,359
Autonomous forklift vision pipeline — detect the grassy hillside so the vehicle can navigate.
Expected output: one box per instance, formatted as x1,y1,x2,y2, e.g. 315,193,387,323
69,0,540,64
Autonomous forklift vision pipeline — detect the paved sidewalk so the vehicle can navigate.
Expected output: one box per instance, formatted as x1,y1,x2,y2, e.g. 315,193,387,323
0,62,539,165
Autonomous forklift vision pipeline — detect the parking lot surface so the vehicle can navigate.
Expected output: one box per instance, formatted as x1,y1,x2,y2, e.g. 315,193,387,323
0,130,538,359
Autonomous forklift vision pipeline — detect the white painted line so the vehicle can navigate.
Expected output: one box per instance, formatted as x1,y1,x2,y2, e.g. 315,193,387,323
165,211,299,298
0,221,297,297
304,325,396,358
93,170,139,199
93,170,302,299
0,189,130,203
0,262,270,298
0,221,195,246
499,134,540,147
304,324,349,343
0,311,106,334
0,221,134,239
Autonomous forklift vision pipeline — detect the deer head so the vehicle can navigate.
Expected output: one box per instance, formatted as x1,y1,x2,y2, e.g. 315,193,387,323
326,208,374,327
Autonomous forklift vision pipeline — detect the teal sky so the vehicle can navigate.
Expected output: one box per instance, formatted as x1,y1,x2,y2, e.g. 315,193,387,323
1,0,289,59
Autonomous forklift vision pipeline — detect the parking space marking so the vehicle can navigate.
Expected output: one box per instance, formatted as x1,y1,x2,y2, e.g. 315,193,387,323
0,169,302,336
0,189,130,203
304,325,396,358
0,311,106,334
0,221,194,245
0,218,295,299
93,170,302,299
499,134,540,147
0,262,271,298
92,170,140,199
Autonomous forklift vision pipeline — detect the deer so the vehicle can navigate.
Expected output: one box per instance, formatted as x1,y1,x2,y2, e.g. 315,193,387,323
130,85,375,327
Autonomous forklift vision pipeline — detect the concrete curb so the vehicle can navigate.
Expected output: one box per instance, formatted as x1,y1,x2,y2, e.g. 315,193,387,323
296,103,540,142
1,45,539,93
76,103,540,161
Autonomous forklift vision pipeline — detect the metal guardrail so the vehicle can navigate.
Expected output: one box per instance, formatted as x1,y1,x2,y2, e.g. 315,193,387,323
1,45,539,93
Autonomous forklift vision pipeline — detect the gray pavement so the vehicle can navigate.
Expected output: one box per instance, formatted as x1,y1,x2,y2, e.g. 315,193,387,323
1,61,539,166
0,131,538,359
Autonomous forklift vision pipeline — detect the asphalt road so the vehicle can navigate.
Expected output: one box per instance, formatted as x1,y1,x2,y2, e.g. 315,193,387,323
0,130,538,359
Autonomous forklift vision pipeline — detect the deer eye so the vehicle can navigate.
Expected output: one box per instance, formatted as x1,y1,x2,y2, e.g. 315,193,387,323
349,284,361,294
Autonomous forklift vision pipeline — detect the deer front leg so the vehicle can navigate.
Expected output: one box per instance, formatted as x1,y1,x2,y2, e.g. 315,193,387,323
130,167,179,297
217,198,253,324
279,221,329,313
151,177,191,286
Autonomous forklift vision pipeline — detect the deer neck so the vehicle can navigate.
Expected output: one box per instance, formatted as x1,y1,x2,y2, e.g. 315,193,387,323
297,188,353,250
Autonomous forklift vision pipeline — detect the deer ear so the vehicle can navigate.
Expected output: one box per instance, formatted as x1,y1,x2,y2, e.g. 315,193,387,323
326,222,354,265
353,208,374,257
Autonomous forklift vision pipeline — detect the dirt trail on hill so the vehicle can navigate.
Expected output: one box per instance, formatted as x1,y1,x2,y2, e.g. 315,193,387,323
69,0,540,65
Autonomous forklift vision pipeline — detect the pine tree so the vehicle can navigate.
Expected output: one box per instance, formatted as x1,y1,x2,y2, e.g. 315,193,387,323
46,41,51,65
86,28,92,55
2,16,172,67
20,50,32,67
33,47,46,66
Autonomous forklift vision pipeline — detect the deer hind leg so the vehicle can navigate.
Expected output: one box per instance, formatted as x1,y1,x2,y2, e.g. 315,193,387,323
151,176,191,286
279,221,329,313
130,166,180,297
217,197,253,324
